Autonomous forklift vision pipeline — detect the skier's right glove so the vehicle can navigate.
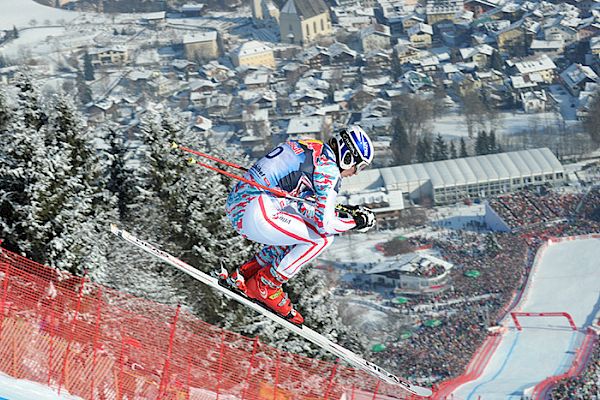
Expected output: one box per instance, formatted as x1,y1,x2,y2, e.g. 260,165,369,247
351,207,376,233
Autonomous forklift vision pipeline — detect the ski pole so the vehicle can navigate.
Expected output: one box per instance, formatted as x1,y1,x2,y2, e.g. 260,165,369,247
171,142,248,172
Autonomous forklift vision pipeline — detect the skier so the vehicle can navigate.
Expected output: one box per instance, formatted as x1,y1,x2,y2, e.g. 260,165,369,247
224,125,376,324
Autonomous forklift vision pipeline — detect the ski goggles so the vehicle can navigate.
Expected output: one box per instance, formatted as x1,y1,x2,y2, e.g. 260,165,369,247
355,159,370,172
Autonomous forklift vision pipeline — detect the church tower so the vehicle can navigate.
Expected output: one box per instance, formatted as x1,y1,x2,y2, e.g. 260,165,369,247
251,0,264,20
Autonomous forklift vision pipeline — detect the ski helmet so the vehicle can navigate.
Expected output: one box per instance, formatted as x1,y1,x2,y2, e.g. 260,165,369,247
330,125,374,172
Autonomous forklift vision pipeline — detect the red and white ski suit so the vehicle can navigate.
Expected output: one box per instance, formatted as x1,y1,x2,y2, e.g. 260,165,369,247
225,140,356,279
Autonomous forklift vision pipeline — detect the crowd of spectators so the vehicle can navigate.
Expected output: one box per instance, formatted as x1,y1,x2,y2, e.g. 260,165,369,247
488,188,582,229
410,262,447,278
550,339,599,399
579,187,600,222
368,189,600,388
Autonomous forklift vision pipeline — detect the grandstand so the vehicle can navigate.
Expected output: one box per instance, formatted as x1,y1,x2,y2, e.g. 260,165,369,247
340,148,565,208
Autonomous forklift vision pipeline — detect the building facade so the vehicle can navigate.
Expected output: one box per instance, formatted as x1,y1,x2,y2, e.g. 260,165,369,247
183,31,220,61
230,40,276,68
279,0,332,46
89,47,128,66
425,0,464,25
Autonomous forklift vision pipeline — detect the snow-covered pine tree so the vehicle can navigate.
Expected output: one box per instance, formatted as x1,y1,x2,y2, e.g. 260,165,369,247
0,73,49,255
121,109,255,319
99,110,188,305
33,93,115,277
0,89,10,131
100,122,137,221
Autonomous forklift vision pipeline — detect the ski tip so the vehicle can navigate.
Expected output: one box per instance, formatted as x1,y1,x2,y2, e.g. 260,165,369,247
170,141,179,150
109,223,119,234
409,386,433,397
187,157,197,165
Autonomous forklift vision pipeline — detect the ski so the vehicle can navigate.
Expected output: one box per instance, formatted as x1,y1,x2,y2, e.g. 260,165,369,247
110,224,432,397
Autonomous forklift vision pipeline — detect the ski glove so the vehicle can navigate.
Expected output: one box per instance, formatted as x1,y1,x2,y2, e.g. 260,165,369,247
335,204,376,232
351,207,376,233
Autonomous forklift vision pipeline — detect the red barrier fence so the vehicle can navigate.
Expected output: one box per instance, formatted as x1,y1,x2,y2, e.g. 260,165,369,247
0,246,423,400
510,312,577,331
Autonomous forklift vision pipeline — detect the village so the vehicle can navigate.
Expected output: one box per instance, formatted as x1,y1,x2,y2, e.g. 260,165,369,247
0,0,599,166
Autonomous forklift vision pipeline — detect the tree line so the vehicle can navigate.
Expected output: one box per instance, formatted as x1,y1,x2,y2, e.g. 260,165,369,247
391,118,502,165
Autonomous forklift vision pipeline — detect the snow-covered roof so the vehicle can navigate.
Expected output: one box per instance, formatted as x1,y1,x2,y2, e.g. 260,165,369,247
286,116,323,135
342,148,563,193
244,72,270,86
530,39,563,51
172,59,196,70
233,41,273,58
443,64,460,74
560,64,599,88
407,23,433,36
363,76,390,87
365,252,452,275
311,104,341,115
128,70,154,81
189,79,219,91
290,88,327,101
281,0,328,18
513,54,556,74
327,42,358,58
181,3,205,12
296,76,330,91
193,115,212,131
183,31,217,44
334,88,353,102
142,11,166,20
89,46,127,54
459,44,494,59
360,24,391,39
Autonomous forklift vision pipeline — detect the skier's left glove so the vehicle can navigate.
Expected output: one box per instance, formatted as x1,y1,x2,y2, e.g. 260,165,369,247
351,207,376,233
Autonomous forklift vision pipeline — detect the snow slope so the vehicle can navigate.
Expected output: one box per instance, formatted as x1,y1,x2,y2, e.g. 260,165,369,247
451,237,600,399
0,372,82,400
0,0,85,30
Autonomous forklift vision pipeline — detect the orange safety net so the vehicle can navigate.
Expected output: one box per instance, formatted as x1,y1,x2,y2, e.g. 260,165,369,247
0,246,419,400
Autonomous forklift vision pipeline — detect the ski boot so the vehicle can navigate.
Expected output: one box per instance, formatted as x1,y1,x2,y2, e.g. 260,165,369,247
244,266,304,325
222,257,263,293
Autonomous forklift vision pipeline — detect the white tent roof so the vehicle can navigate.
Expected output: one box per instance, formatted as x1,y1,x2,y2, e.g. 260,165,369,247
341,148,563,193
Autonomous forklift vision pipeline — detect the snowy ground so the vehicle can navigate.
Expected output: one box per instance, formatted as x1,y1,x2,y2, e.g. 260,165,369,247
429,110,574,141
0,372,81,400
451,237,600,399
0,0,157,30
